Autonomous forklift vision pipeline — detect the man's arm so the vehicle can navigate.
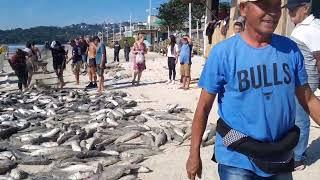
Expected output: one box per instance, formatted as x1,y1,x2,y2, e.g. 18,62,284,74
296,84,320,126
67,49,75,63
37,48,41,59
190,90,216,154
314,51,320,73
187,90,216,180
100,46,107,67
188,37,193,45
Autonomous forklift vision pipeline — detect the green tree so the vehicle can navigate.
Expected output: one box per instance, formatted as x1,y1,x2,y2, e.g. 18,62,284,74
157,0,205,31
157,0,188,31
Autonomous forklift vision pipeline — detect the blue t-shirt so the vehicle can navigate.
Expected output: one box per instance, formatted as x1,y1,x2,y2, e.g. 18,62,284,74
180,44,190,64
199,34,308,177
96,43,106,65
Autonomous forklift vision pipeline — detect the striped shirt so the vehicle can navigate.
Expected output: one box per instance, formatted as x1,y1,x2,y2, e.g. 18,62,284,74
291,14,320,90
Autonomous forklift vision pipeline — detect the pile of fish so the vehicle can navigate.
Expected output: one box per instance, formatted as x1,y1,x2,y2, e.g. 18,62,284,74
0,88,216,180
104,63,132,81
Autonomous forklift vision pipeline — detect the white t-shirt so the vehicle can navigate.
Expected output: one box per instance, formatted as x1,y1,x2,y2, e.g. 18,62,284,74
291,14,320,87
167,44,179,58
291,14,320,52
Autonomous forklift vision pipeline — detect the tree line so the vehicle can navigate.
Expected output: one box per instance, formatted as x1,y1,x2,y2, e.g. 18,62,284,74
157,0,230,32
0,23,125,44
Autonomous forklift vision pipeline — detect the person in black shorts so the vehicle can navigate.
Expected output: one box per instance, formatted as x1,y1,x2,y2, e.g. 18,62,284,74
86,36,99,89
50,41,67,88
79,36,89,75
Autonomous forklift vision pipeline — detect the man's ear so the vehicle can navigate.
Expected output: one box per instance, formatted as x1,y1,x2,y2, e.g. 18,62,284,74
304,4,311,15
239,3,247,17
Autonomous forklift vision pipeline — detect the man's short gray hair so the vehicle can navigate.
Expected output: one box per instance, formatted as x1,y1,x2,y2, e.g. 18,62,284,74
305,3,312,14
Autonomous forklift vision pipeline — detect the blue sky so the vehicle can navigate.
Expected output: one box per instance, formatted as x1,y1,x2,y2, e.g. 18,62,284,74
0,0,168,30
0,0,231,30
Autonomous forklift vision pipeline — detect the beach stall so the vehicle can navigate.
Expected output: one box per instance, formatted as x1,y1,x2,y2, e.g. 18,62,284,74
133,29,158,51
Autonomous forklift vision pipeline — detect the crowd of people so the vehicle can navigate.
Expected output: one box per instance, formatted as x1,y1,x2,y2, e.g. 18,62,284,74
7,34,151,94
165,34,194,90
8,41,43,91
8,32,200,93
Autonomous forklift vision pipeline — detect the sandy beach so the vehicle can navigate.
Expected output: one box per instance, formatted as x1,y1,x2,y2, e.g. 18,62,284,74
1,47,320,180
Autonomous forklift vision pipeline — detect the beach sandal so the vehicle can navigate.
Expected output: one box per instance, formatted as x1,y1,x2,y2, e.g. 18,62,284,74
294,161,306,171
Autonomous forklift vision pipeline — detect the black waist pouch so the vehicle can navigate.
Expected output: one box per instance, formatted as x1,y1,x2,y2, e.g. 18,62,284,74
215,118,300,174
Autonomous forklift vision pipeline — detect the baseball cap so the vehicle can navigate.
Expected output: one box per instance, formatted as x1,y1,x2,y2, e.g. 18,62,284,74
283,0,311,9
238,0,258,4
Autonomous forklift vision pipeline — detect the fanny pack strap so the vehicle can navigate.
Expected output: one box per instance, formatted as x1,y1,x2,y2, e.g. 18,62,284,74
215,118,300,174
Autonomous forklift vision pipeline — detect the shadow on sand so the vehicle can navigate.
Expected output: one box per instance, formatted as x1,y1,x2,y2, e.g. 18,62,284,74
306,137,320,166
109,80,167,90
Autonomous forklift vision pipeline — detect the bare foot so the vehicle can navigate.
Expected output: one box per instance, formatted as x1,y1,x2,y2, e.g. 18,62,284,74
98,89,103,95
178,86,185,89
60,82,66,88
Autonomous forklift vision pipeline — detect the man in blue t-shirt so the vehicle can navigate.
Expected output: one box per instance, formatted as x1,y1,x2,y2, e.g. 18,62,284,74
179,37,191,90
186,0,320,180
95,37,107,94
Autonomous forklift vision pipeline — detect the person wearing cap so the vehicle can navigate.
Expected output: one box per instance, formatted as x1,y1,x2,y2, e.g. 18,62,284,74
50,41,67,88
284,0,320,171
186,0,320,179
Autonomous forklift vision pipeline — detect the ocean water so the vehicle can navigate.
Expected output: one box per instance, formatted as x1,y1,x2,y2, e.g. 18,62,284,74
8,44,44,56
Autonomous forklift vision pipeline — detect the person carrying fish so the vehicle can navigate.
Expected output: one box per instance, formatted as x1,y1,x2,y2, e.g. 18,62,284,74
9,49,28,91
50,41,67,88
23,42,37,86
186,0,320,180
